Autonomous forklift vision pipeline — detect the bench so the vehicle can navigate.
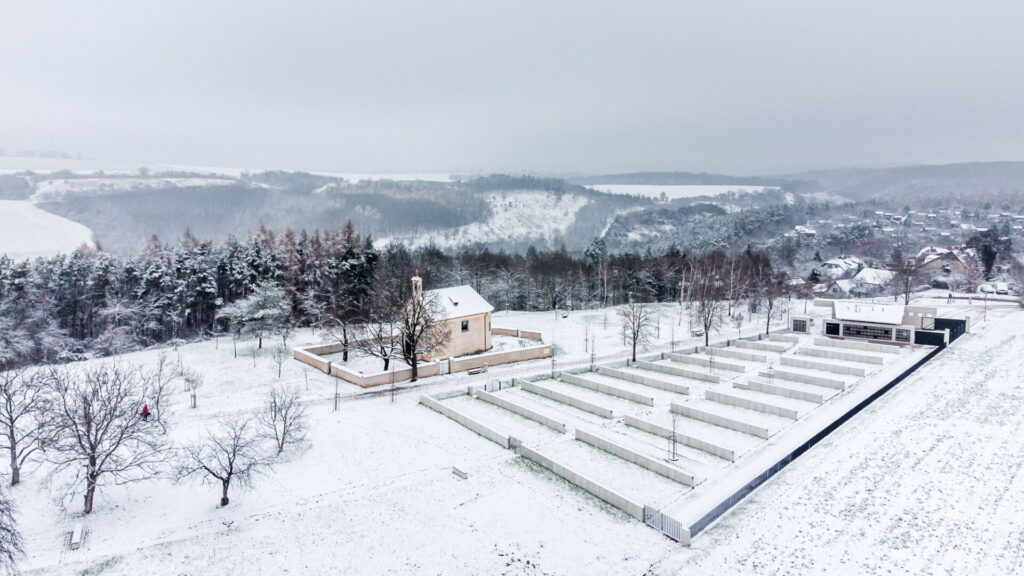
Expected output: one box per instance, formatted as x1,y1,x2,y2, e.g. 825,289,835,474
71,523,84,550
467,364,488,375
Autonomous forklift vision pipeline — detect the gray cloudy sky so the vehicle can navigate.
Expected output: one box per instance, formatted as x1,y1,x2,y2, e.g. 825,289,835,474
2,1,1024,175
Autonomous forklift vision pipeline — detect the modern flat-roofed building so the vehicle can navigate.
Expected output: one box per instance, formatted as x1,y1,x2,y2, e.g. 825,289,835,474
812,301,940,345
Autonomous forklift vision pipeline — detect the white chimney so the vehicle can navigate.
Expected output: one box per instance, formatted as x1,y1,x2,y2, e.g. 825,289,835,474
411,271,423,299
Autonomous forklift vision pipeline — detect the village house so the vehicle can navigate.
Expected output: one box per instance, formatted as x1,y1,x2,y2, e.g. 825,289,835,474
413,276,494,359
915,246,966,276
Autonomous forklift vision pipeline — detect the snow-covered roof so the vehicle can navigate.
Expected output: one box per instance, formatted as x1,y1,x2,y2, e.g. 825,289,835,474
426,285,494,320
833,301,905,325
917,246,949,258
854,267,894,286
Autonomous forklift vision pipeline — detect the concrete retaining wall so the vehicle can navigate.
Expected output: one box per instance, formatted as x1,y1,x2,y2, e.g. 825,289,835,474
700,346,767,363
597,366,690,396
491,327,544,342
293,348,331,373
671,403,771,439
759,368,845,390
734,378,825,403
575,429,695,486
733,339,788,353
797,347,884,365
450,344,552,373
768,334,800,344
781,356,866,377
559,372,654,406
705,389,799,420
520,381,614,418
519,444,644,521
669,353,746,373
814,336,899,354
623,416,737,461
633,360,719,383
419,395,510,448
473,388,567,433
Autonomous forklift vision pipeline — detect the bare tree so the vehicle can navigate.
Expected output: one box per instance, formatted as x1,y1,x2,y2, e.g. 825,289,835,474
400,290,450,382
889,245,919,305
0,369,52,486
256,387,308,455
271,344,290,379
356,295,402,371
618,298,653,362
178,417,267,506
0,491,21,574
754,270,787,335
687,257,725,346
45,363,172,513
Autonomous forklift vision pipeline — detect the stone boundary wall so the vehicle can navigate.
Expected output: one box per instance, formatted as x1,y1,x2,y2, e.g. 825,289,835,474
574,429,696,486
519,381,614,418
706,389,800,420
450,344,552,373
781,356,866,377
797,347,884,365
814,336,899,354
519,444,644,521
671,402,771,439
473,388,567,433
760,368,845,390
293,348,331,373
733,339,789,353
669,353,746,373
597,367,690,396
559,373,655,406
735,378,825,404
419,395,509,449
633,360,719,383
700,346,767,363
491,327,545,342
623,416,737,461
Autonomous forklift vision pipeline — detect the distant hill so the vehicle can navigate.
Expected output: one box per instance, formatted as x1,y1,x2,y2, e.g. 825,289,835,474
784,161,1024,201
571,171,820,193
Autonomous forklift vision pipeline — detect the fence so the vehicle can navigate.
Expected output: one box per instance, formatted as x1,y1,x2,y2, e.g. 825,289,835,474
645,505,689,545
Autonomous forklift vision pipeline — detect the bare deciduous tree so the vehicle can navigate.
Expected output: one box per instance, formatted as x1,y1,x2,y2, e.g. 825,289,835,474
0,369,52,486
0,491,21,574
45,363,171,513
889,245,919,305
357,291,402,371
400,289,450,382
618,299,653,362
178,417,267,506
687,257,725,347
271,344,290,379
256,387,308,455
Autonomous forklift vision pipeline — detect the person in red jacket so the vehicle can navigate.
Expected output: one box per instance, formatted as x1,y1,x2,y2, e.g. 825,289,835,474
141,404,150,420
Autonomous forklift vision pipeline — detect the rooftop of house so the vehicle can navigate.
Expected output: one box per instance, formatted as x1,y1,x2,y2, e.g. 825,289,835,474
854,267,894,286
425,285,494,320
833,301,905,325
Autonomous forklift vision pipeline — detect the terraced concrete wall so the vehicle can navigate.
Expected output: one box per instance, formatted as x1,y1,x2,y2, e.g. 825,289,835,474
559,372,655,406
473,389,567,433
671,402,771,439
519,381,614,418
623,416,737,461
759,368,845,390
781,356,866,377
814,337,899,354
733,339,789,353
575,429,696,486
669,353,745,373
633,360,719,383
419,395,510,449
768,334,800,344
700,346,767,363
797,347,884,365
706,389,799,419
597,366,690,396
735,379,825,403
519,445,644,521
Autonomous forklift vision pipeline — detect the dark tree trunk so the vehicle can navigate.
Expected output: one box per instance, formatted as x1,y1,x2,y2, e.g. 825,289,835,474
221,480,230,506
258,334,263,349
383,356,390,371
410,358,419,382
8,435,18,486
84,468,98,513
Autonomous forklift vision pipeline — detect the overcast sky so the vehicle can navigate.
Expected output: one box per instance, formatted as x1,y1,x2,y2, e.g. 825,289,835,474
2,1,1024,175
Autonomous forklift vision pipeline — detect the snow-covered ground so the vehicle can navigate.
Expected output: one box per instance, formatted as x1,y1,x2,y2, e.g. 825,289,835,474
31,177,235,202
585,184,776,200
0,200,94,260
377,191,589,250
13,301,1022,575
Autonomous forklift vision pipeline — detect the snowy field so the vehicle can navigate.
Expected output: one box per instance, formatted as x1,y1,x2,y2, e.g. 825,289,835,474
0,200,94,260
13,301,1023,575
585,184,776,200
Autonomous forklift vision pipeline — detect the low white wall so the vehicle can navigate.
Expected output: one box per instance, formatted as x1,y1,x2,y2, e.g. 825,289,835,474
768,334,800,344
473,388,567,433
705,389,799,420
733,339,789,353
633,360,719,383
623,415,736,461
598,366,690,396
519,444,644,521
559,372,654,406
293,348,331,373
781,356,866,377
419,395,510,449
758,368,845,390
814,336,899,354
700,346,767,363
735,378,825,404
519,381,614,418
797,346,884,365
671,402,771,439
575,429,695,486
669,353,746,373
